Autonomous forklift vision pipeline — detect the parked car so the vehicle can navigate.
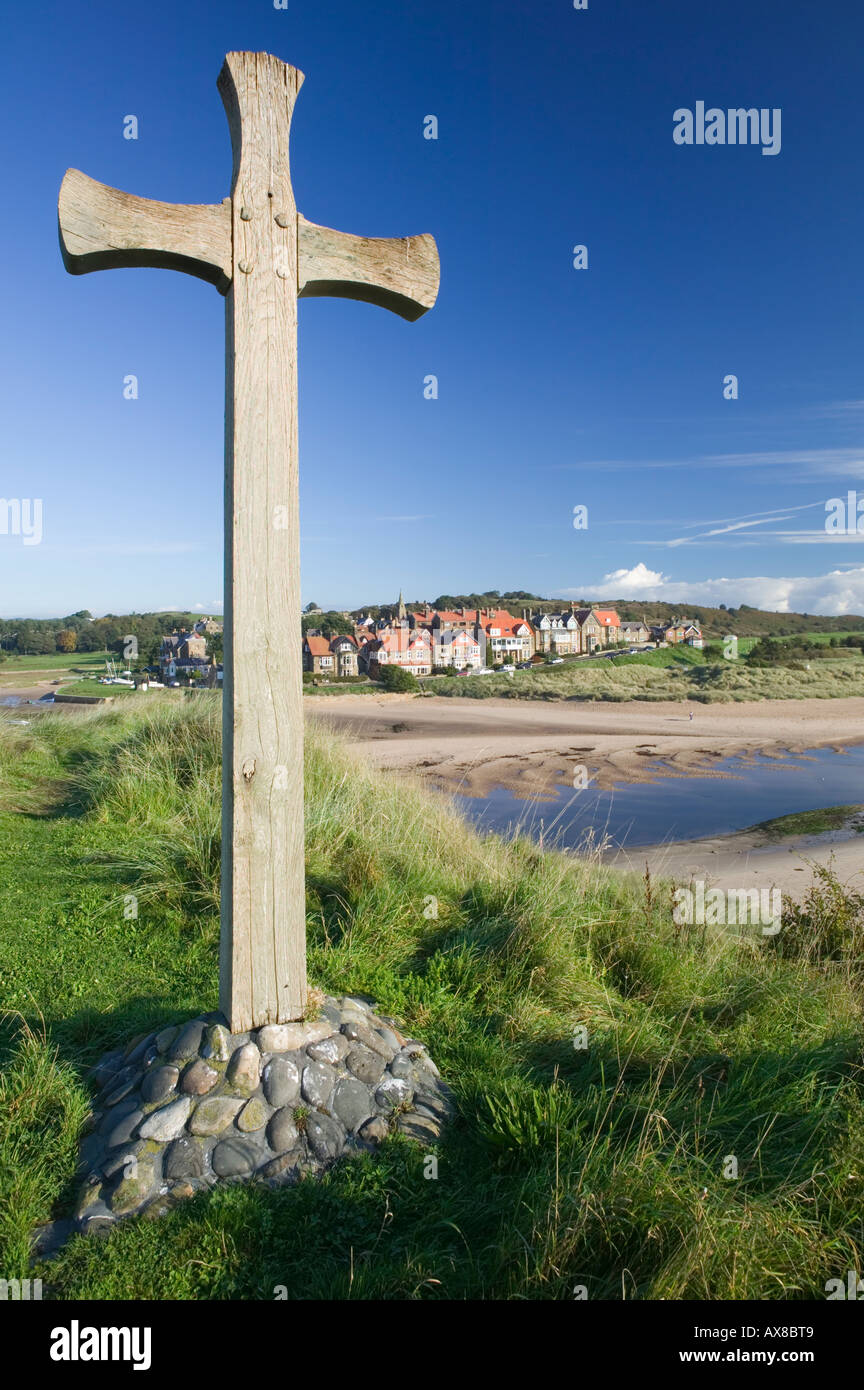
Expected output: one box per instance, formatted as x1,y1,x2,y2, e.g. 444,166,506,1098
547,657,564,665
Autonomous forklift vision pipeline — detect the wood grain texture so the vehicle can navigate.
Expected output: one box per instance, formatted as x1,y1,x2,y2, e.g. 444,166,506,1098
58,49,439,1034
218,51,308,1029
58,168,232,292
298,215,440,321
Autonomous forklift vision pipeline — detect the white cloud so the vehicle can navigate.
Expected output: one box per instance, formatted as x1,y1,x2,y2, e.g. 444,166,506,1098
600,562,666,591
557,564,864,616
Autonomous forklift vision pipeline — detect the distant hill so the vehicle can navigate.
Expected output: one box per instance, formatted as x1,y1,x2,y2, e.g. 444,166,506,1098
587,602,864,639
366,593,864,639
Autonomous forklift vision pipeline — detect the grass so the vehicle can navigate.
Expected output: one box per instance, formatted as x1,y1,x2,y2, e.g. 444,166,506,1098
752,805,864,839
428,651,864,703
0,697,862,1299
0,652,108,673
55,679,137,699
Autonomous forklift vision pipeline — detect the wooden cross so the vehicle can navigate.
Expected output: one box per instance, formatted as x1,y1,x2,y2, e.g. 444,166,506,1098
58,51,439,1031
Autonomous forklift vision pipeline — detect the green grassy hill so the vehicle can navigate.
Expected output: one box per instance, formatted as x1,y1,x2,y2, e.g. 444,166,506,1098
0,699,862,1299
430,648,864,702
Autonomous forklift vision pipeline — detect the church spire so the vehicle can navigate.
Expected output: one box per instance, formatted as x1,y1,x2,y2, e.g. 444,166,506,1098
397,589,406,620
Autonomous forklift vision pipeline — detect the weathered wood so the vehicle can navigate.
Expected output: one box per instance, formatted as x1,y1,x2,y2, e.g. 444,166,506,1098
218,51,306,1027
298,216,440,321
58,168,232,292
58,50,440,1033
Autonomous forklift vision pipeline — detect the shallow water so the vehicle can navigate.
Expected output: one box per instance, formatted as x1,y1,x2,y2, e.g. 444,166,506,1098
454,745,864,849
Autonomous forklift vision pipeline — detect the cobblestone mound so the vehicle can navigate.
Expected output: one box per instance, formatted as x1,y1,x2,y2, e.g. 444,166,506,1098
71,995,450,1233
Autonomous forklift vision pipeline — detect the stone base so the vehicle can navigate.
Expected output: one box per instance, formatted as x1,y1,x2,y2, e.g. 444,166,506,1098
66,995,450,1236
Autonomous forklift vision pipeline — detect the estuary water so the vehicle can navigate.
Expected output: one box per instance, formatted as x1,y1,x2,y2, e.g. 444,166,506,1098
454,744,864,849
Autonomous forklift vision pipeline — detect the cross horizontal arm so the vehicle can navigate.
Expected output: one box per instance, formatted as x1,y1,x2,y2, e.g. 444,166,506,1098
58,168,233,293
298,214,439,321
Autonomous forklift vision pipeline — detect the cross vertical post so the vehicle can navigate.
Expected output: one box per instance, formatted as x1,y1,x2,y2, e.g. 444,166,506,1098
58,50,439,1031
219,53,305,1027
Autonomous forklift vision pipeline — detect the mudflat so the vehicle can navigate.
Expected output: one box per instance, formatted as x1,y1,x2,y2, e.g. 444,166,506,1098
310,692,864,797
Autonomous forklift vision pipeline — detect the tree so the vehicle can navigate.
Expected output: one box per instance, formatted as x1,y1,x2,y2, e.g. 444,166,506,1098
75,627,105,652
56,629,78,653
304,601,320,613
376,664,419,692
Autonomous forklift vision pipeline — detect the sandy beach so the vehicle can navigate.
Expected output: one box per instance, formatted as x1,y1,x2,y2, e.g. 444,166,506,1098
311,692,864,795
311,692,864,893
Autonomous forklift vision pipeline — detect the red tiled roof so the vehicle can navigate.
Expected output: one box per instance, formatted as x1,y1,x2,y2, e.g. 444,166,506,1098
305,636,331,656
593,609,621,627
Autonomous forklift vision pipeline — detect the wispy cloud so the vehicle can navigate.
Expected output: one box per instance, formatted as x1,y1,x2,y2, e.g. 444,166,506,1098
549,448,864,479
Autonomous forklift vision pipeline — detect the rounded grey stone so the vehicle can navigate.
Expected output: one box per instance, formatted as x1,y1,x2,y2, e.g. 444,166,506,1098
169,1020,207,1061
154,1024,180,1054
268,1107,300,1154
258,1020,332,1052
346,1046,385,1086
138,1095,192,1142
398,1112,440,1143
340,995,373,1013
103,1107,145,1150
211,1136,258,1178
341,1021,392,1058
414,1088,451,1121
236,1097,269,1133
98,1096,137,1135
307,1034,349,1065
226,1042,262,1093
102,1068,138,1106
375,1077,413,1110
262,1056,300,1108
201,1023,232,1062
180,1059,219,1096
189,1096,244,1136
301,1061,334,1110
91,1050,124,1089
388,1055,414,1080
411,1051,441,1079
306,1113,345,1161
358,1115,389,1143
141,1064,179,1104
164,1135,205,1180
260,1149,304,1181
124,1033,156,1066
375,1027,402,1052
332,1078,373,1134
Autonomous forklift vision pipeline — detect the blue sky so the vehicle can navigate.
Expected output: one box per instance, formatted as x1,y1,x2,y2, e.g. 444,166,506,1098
2,0,864,618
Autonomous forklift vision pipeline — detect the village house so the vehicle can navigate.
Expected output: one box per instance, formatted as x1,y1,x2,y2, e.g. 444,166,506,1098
592,608,622,642
161,631,207,662
477,609,535,664
619,620,651,645
653,619,704,648
329,634,359,677
570,608,606,653
303,635,335,675
532,610,581,655
359,625,432,677
431,627,484,670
